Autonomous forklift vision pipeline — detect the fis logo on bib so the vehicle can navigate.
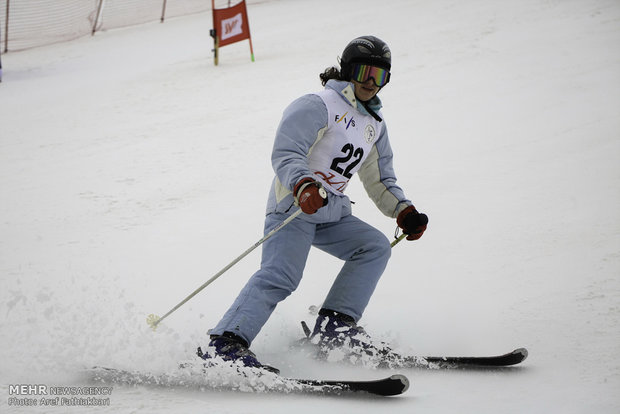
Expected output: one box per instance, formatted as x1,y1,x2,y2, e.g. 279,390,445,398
335,112,355,129
364,124,376,143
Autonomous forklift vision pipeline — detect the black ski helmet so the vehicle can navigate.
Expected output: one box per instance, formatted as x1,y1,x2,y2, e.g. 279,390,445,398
340,36,391,80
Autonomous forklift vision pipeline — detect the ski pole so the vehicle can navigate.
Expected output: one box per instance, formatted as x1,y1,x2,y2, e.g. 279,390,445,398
147,208,304,331
391,212,428,248
390,232,407,248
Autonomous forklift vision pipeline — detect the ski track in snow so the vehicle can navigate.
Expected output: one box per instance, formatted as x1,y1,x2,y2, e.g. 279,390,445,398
1,0,619,412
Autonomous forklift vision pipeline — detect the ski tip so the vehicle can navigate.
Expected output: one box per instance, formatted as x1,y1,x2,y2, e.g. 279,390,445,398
390,374,410,394
514,347,529,361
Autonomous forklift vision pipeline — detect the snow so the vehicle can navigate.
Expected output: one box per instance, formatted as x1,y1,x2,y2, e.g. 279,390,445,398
1,0,619,412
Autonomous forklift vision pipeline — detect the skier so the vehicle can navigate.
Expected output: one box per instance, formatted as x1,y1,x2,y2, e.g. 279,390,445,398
202,35,428,372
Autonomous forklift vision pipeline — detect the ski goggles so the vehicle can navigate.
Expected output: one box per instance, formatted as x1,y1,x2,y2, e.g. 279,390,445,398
350,63,391,87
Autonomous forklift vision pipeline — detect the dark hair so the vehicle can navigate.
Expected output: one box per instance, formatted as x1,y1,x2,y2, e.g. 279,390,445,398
319,66,348,86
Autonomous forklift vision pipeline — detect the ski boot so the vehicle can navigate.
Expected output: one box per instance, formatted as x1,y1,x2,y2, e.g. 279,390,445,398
197,332,280,374
302,309,404,368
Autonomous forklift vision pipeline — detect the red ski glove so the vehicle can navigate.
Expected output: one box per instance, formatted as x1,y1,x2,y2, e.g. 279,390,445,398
294,178,328,214
397,205,428,240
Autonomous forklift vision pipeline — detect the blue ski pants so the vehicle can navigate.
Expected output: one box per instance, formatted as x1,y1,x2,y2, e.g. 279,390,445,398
210,212,391,346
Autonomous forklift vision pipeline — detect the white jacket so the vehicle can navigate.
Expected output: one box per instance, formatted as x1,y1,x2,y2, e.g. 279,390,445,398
266,79,412,223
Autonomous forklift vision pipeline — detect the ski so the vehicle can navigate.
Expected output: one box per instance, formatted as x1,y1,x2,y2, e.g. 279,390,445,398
292,374,409,396
89,365,409,397
299,320,528,369
421,347,528,368
297,341,528,369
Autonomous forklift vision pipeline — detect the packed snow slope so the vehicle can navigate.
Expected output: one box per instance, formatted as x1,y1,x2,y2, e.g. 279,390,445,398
1,0,619,412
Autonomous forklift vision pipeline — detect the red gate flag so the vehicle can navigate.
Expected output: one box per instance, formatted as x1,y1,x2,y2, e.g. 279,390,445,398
211,0,255,64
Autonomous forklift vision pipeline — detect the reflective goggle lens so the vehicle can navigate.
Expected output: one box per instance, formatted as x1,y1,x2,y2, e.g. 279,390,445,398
350,64,390,87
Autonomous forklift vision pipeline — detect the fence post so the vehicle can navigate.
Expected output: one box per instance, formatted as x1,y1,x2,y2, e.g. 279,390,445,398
0,13,3,81
4,0,9,53
161,0,168,23
92,0,104,35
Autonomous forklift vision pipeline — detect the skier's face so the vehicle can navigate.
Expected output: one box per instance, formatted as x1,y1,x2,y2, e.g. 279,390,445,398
352,78,380,102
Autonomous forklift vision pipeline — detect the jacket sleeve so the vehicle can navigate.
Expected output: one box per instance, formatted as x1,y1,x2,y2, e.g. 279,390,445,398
357,123,412,218
271,94,328,195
